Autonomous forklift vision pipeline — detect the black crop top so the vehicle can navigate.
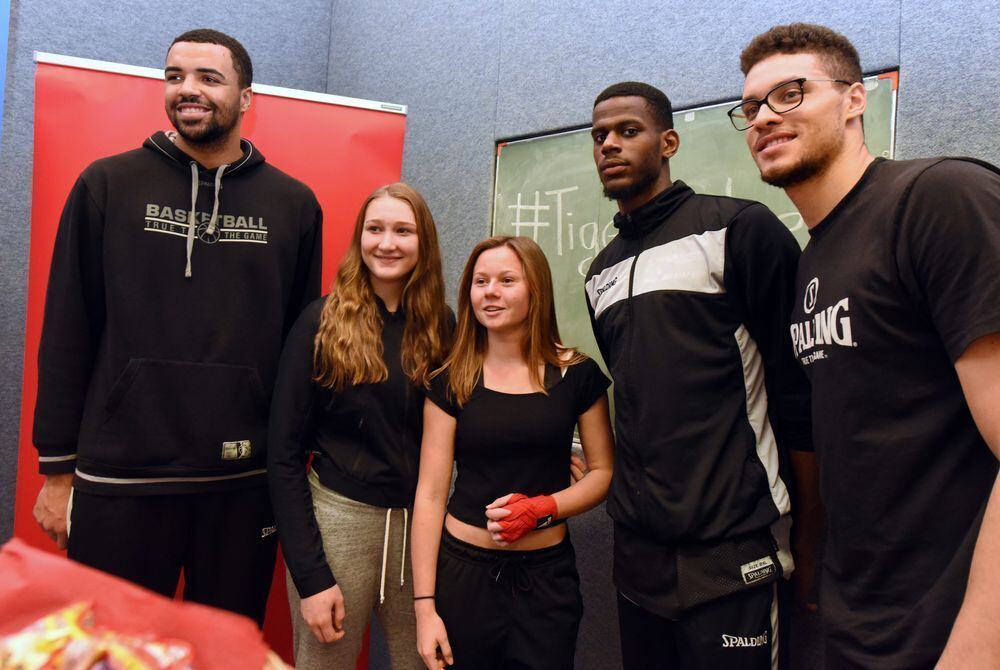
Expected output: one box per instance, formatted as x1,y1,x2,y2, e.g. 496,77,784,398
426,357,610,528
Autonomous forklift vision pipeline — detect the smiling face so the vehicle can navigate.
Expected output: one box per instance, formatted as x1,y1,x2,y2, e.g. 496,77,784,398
470,245,531,337
591,96,678,212
742,52,853,188
164,41,250,148
360,195,420,297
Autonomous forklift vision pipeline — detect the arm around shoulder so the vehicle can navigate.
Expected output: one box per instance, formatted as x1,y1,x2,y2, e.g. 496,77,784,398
550,362,614,520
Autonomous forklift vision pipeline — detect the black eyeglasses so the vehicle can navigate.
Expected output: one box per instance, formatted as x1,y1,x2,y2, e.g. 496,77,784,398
727,78,853,131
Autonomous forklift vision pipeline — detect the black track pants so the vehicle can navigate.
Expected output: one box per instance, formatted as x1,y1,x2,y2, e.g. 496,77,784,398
436,530,583,670
67,487,277,626
618,583,784,670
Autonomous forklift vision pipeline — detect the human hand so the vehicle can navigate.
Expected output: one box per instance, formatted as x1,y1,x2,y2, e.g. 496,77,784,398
33,473,73,549
570,453,588,484
416,605,453,669
263,650,293,669
300,584,346,643
485,493,515,546
791,549,819,613
485,493,557,545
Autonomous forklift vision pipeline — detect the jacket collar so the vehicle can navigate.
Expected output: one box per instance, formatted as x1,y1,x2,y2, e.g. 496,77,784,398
613,181,695,240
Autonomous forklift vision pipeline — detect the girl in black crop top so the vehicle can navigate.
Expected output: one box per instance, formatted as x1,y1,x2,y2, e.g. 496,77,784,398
268,183,451,670
411,236,614,670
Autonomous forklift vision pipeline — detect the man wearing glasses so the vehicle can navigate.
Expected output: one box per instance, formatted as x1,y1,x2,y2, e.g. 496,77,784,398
736,23,1000,669
585,81,814,669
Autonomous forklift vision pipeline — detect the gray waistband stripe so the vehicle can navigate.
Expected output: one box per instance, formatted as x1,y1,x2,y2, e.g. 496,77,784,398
40,454,77,462
74,468,267,485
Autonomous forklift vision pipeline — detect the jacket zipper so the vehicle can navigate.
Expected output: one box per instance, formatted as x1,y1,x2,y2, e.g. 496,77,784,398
624,222,644,504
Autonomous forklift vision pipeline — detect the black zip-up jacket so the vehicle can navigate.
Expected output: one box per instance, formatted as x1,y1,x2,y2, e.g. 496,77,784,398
33,132,322,494
585,182,812,615
268,297,451,597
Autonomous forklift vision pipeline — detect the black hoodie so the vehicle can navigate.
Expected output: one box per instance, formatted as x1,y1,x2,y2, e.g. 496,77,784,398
268,297,426,596
33,131,322,495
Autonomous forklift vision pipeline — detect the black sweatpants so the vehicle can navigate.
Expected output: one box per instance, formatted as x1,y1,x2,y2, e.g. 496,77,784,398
618,583,784,670
67,487,277,626
436,530,584,670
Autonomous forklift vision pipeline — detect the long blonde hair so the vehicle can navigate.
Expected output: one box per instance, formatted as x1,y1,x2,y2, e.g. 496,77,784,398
314,183,450,390
441,235,584,405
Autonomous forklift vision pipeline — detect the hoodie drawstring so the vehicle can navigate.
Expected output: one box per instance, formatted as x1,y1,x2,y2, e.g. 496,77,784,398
378,507,409,606
185,163,198,278
184,162,228,278
208,164,226,235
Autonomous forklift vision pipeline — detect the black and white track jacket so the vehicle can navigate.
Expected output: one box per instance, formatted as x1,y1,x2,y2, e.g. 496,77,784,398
585,182,812,613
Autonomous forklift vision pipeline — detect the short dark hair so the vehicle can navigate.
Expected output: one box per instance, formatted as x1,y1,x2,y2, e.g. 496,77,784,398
594,81,674,131
740,23,861,83
170,29,253,89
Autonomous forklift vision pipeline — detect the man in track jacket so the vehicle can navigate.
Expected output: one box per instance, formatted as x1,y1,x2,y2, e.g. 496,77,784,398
585,81,815,669
31,28,322,625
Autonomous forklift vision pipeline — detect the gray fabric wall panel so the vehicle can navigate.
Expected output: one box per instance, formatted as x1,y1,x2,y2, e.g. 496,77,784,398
495,0,901,139
325,0,502,296
0,0,332,541
2,0,999,664
897,0,1000,163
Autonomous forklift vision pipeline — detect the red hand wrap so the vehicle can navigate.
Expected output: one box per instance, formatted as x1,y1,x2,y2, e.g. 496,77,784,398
496,493,557,543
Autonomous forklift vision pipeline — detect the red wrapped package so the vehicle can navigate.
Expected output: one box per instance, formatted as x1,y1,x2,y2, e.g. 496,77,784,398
0,601,194,669
0,540,268,669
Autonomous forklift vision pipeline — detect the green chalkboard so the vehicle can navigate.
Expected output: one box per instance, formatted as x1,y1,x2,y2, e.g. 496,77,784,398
492,72,898,369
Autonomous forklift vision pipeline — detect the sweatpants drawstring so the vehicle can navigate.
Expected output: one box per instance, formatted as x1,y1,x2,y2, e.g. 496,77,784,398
489,555,532,597
378,507,409,606
400,508,408,590
379,508,391,606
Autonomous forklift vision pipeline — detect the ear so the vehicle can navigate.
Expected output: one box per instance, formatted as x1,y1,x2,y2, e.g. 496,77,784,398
661,128,680,160
240,87,253,114
844,81,866,123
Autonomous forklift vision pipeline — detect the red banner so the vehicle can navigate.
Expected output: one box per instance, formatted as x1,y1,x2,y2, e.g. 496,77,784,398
15,56,407,665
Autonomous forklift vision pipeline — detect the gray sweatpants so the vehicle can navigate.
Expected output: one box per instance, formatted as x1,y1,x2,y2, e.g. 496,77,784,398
288,471,422,670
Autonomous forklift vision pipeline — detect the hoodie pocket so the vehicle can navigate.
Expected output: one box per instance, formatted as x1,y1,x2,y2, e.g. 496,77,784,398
97,358,268,471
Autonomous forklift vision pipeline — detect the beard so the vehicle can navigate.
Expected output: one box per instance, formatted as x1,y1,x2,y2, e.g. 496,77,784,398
758,126,843,189
168,96,240,147
759,157,827,188
602,159,661,203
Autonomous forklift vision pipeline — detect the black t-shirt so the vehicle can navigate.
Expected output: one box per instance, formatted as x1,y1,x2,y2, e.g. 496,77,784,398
426,357,610,528
789,158,1000,668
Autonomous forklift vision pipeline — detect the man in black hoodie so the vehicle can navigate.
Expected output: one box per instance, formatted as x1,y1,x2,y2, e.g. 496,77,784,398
585,81,815,669
31,29,322,625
